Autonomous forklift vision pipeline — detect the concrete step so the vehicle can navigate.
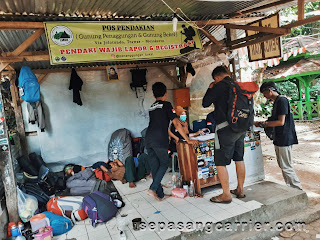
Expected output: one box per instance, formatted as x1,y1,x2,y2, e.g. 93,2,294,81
222,204,320,240
178,181,308,240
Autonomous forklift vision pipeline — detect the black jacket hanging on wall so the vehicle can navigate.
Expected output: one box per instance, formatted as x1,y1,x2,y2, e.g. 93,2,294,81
69,68,83,106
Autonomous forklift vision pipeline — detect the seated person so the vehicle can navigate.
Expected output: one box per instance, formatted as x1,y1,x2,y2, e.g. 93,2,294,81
168,106,206,154
106,153,151,188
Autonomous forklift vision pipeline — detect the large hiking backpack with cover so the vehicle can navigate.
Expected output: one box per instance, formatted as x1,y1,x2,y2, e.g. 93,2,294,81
18,66,40,103
108,128,132,164
222,79,258,132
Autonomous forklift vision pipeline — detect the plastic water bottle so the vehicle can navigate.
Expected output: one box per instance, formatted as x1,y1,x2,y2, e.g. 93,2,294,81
18,222,24,235
189,180,195,197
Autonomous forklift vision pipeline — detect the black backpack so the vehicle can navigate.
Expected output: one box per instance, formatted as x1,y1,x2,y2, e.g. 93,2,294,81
130,67,147,97
222,79,258,132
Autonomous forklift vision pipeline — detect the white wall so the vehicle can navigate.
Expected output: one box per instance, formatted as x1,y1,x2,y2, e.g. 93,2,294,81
187,55,229,125
22,66,177,171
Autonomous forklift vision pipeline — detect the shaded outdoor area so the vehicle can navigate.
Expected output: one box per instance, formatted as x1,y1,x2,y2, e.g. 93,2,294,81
261,120,320,205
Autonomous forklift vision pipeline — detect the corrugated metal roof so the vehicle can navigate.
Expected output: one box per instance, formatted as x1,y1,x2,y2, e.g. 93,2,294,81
0,0,304,71
238,0,314,15
0,0,266,20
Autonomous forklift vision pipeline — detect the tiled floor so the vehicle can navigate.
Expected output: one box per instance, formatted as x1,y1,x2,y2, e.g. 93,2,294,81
53,172,263,240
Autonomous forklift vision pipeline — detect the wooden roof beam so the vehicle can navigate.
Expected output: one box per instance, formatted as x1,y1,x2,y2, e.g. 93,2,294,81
228,15,320,50
199,29,221,46
283,15,320,29
0,54,50,62
8,29,45,57
225,23,291,35
0,22,44,30
31,62,177,74
230,33,279,50
196,17,264,26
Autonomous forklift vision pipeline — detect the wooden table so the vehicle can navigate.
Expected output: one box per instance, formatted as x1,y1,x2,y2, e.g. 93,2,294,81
176,140,220,194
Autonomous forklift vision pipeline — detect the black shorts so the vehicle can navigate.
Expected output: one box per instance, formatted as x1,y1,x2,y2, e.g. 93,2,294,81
214,126,245,166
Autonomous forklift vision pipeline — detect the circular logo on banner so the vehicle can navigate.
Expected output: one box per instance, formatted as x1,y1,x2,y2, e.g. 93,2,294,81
50,25,73,46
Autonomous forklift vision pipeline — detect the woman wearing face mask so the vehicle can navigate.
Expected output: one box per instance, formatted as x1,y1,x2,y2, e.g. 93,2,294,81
168,106,205,155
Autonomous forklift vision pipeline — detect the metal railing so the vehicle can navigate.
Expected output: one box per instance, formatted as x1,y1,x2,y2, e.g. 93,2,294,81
260,99,320,120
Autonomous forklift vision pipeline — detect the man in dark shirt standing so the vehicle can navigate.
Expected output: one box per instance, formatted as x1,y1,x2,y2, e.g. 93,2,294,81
255,82,302,190
145,82,198,201
202,66,246,203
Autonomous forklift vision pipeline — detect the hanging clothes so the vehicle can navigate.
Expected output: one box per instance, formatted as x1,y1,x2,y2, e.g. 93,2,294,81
69,68,83,106
27,100,45,132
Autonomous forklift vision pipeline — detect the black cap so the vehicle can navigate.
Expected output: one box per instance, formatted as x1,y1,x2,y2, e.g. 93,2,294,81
260,81,280,94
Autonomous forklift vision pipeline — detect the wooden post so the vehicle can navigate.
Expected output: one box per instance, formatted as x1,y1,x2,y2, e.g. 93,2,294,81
0,90,19,223
298,0,305,21
10,77,28,157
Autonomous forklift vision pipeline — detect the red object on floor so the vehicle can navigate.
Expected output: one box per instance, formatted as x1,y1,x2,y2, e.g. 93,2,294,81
7,222,16,237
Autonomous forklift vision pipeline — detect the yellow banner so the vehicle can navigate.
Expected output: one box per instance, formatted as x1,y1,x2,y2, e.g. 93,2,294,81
44,22,203,65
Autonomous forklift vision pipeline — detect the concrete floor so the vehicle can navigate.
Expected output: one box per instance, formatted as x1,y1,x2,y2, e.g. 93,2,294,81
52,176,308,240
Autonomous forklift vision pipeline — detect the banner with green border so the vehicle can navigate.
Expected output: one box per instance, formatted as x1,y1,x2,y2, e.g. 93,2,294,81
44,22,203,65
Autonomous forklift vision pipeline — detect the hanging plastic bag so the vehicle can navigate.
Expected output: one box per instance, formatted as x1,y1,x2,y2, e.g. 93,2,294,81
17,186,38,222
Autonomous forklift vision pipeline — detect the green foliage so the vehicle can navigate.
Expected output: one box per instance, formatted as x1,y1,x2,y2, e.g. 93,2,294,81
275,81,299,100
280,2,320,41
309,79,320,98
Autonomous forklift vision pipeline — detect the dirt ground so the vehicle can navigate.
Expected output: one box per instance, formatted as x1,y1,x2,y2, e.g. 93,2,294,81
260,120,320,206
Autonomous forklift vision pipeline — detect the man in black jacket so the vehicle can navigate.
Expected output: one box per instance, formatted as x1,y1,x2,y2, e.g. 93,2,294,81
202,66,246,203
255,82,302,190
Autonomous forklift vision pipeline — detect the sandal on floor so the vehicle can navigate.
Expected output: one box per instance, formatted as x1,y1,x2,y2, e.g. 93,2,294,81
210,196,232,204
230,189,246,198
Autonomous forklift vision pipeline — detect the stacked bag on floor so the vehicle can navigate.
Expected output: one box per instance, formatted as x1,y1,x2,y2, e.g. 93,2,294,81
17,152,67,196
66,168,97,195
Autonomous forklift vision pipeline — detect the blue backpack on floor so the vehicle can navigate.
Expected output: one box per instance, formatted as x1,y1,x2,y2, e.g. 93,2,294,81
82,191,118,227
43,211,73,236
18,66,40,103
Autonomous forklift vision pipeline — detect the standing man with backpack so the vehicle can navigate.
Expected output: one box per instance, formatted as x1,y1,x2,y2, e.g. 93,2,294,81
202,66,249,203
255,82,302,190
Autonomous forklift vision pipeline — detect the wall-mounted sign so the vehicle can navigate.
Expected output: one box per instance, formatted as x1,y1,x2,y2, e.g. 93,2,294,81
44,22,202,65
246,14,282,62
